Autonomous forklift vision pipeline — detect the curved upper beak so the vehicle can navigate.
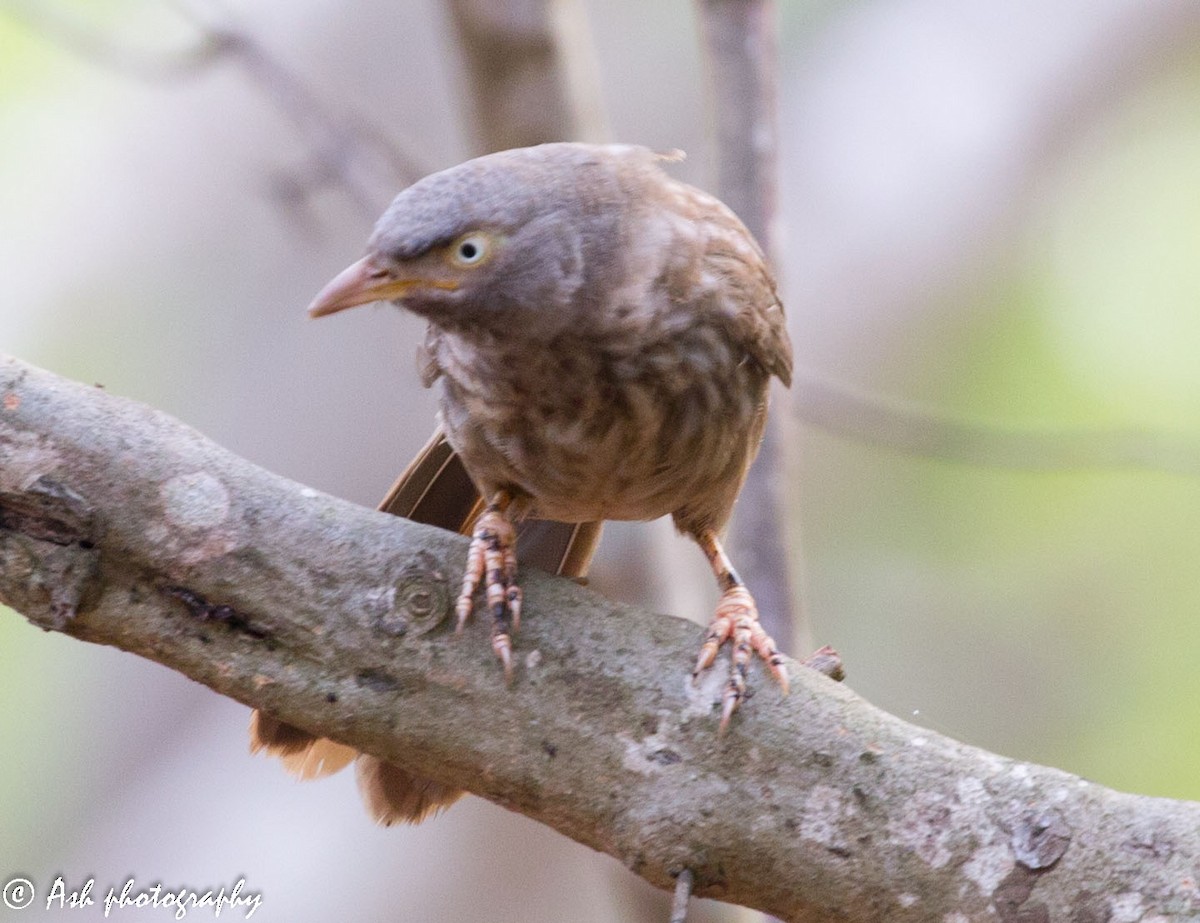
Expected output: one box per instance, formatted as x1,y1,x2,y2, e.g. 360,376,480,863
307,256,423,318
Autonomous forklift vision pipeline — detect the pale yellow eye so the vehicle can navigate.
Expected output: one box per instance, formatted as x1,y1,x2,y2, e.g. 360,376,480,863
449,233,492,267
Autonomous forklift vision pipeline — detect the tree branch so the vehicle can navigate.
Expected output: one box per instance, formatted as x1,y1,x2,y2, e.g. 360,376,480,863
2,353,1198,922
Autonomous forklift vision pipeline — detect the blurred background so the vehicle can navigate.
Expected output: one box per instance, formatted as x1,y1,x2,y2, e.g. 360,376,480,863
3,0,1200,920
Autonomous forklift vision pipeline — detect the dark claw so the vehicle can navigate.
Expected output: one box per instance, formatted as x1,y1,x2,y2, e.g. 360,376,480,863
718,684,741,736
493,633,513,684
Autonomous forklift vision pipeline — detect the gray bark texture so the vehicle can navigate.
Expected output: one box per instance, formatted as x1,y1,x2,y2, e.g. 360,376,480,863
2,353,1199,923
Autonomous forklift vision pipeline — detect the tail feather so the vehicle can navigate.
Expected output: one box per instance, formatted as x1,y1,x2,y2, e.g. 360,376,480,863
249,710,318,757
280,739,358,780
355,755,464,826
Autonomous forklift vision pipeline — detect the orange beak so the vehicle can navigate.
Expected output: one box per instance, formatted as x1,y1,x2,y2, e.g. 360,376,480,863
307,256,457,318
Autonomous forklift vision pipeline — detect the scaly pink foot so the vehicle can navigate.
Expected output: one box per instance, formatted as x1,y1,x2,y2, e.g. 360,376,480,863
456,495,521,681
691,554,788,733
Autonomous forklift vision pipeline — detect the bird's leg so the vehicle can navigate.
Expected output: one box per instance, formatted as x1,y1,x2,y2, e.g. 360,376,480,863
692,529,788,733
456,490,522,681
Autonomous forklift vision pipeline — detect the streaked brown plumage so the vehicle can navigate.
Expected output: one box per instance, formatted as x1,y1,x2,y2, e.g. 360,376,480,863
251,142,793,825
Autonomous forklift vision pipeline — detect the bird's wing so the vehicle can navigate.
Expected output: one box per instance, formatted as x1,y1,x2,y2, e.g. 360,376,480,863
648,172,793,388
701,216,793,388
381,427,602,579
379,426,483,530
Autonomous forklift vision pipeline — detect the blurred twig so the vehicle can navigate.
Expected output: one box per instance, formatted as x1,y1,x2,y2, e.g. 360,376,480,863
2,0,229,79
795,368,1200,476
694,0,777,248
446,0,608,151
671,869,694,923
5,353,1200,922
694,0,802,654
1,0,424,218
547,0,610,143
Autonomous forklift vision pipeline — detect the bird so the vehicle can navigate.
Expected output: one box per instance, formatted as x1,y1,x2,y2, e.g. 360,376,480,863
250,142,794,825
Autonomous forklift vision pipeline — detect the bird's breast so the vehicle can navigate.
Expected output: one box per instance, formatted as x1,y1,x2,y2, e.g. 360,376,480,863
429,325,768,526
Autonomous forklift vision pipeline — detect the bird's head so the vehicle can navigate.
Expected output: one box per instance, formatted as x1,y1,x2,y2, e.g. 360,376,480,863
307,143,662,333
